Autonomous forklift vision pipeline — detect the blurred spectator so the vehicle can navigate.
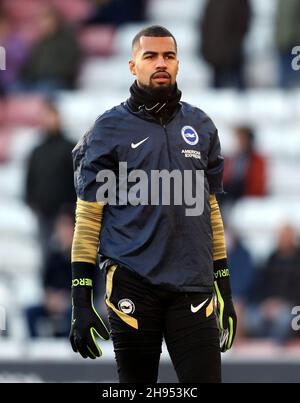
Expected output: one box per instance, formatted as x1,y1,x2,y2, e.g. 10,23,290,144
275,0,300,88
0,10,29,95
245,224,300,343
14,6,81,94
199,0,251,90
85,0,148,27
223,126,267,204
25,101,76,261
25,210,73,338
25,209,108,338
226,228,256,341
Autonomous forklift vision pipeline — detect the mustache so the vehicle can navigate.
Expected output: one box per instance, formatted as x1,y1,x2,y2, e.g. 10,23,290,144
151,71,171,79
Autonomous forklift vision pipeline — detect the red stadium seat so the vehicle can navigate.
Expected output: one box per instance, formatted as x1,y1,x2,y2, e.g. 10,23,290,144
50,0,93,23
3,96,46,127
0,99,4,126
0,128,13,163
2,0,45,25
79,25,116,57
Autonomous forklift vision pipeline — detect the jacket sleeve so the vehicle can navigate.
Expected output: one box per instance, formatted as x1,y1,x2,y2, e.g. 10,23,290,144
207,129,224,194
72,117,116,202
71,198,104,265
209,194,227,261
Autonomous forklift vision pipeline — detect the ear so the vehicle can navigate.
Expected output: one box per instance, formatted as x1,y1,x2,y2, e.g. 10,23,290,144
129,60,136,76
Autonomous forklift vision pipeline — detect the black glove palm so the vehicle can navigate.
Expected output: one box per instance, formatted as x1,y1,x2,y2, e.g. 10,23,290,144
70,281,110,359
214,259,237,353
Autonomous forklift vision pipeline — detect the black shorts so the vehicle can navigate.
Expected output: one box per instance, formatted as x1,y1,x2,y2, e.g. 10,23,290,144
105,264,221,383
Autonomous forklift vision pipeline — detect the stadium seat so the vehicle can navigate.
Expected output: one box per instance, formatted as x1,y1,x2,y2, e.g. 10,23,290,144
78,57,132,91
4,0,91,25
255,124,300,160
3,96,46,128
148,0,205,23
79,25,116,57
185,90,249,125
0,128,13,164
2,0,44,26
292,89,300,119
0,162,24,199
244,90,293,124
0,203,41,309
250,0,278,19
50,0,92,23
268,160,300,196
177,56,211,89
229,197,300,262
0,237,41,276
0,199,38,238
0,99,4,125
57,91,124,141
8,127,42,163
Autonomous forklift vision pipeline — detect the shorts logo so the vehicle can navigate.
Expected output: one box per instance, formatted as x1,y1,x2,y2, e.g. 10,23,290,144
181,126,199,146
118,298,135,314
190,298,208,313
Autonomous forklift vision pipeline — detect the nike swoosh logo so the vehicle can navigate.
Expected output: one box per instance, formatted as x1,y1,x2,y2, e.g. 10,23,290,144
191,298,209,313
131,137,149,149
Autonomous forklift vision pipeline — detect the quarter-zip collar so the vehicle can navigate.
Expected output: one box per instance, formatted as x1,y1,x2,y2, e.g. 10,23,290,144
127,80,182,125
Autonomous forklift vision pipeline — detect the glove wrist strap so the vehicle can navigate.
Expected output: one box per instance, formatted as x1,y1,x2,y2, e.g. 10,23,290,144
213,258,232,297
71,262,95,308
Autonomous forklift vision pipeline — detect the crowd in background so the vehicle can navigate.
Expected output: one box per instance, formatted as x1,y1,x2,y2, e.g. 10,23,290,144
1,0,300,95
0,0,300,346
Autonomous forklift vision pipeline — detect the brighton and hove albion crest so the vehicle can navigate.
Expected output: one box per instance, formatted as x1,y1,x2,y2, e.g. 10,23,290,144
181,126,199,146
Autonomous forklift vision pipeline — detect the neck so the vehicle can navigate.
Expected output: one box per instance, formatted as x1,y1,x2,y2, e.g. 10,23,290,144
128,80,182,122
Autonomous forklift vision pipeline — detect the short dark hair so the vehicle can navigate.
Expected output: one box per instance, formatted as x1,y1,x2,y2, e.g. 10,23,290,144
132,25,177,52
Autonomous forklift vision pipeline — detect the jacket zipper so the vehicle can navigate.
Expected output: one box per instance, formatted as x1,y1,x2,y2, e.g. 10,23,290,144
161,119,172,166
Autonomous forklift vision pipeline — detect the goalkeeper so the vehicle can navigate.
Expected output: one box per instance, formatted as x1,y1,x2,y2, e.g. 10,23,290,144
69,25,236,383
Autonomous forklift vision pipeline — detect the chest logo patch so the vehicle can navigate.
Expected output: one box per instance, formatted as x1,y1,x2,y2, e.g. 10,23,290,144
181,126,199,146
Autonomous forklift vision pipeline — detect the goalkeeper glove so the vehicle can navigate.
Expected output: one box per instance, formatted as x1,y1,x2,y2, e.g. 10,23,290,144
213,259,237,352
69,263,110,359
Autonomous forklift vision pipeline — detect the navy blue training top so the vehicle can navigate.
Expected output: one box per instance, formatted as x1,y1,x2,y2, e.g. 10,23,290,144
72,101,224,292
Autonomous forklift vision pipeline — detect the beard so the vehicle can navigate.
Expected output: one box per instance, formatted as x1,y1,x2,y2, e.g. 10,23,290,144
139,81,176,103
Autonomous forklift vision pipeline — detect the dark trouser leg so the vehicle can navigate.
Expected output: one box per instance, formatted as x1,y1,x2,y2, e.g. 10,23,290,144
105,265,164,383
25,305,48,338
164,292,221,383
37,213,55,263
110,330,163,383
213,55,245,90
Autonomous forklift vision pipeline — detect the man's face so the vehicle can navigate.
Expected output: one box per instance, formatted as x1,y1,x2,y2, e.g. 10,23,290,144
42,107,60,132
129,36,179,89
